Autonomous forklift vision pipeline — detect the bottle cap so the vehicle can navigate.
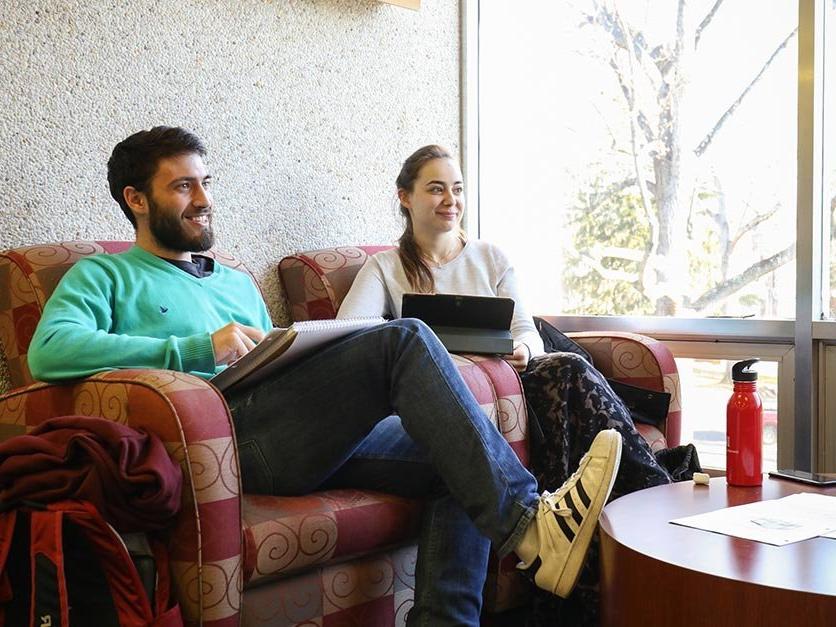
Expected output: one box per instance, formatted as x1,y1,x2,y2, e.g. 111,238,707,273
732,358,759,382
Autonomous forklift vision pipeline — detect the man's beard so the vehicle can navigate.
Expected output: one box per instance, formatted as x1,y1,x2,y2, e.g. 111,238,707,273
147,196,214,253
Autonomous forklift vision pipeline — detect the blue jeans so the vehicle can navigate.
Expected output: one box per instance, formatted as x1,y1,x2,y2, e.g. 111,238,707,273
225,319,539,627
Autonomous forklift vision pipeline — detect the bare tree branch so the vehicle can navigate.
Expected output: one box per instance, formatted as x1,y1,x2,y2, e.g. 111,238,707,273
610,58,633,105
730,205,780,250
590,2,629,51
652,45,673,77
611,7,660,256
686,244,795,311
636,111,655,145
708,175,731,280
674,0,687,59
710,205,731,278
609,57,656,145
574,1,795,316
694,27,798,157
695,0,725,47
588,2,669,78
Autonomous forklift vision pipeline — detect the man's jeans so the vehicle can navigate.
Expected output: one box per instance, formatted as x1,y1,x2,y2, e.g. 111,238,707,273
225,319,539,627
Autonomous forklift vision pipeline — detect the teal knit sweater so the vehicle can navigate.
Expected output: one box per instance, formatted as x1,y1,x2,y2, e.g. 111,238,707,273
28,246,273,381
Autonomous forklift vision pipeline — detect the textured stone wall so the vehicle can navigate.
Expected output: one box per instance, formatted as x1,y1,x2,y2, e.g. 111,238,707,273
0,0,460,325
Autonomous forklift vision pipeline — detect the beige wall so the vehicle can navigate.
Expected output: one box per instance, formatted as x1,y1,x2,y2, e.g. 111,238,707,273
0,0,460,327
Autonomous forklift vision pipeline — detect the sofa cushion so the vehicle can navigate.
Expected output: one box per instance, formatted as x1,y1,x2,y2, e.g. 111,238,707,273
242,489,423,587
241,544,417,626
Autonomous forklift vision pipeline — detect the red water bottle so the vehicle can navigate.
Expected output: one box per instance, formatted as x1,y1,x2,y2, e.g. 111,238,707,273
726,359,763,486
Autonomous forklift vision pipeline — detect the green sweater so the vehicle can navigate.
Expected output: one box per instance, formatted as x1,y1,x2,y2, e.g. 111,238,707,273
28,246,273,381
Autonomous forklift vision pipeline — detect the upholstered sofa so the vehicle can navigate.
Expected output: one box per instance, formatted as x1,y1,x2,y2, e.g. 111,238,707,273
277,246,681,454
0,241,681,627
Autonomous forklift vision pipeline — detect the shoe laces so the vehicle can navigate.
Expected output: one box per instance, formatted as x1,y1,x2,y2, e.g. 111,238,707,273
539,450,591,518
539,492,572,518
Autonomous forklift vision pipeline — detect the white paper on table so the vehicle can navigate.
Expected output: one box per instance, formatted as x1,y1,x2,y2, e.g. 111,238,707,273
788,493,836,540
670,493,836,546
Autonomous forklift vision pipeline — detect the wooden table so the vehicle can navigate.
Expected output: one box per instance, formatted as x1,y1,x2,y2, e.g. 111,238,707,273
599,476,836,627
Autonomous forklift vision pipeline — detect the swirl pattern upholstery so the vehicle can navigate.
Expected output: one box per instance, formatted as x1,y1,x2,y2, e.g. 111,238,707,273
0,243,447,626
0,370,242,626
278,246,682,619
0,242,681,627
565,331,682,450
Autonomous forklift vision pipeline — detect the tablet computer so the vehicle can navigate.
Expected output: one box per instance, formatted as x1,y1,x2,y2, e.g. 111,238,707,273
402,293,515,355
768,469,836,486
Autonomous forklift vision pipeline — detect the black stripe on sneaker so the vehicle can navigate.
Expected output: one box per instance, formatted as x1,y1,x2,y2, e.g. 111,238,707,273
565,491,583,526
555,510,576,542
576,480,591,509
521,556,542,583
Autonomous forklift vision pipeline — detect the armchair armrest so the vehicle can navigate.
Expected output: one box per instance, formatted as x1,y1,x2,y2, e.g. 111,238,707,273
449,352,532,611
567,331,681,449
450,353,529,466
0,370,242,627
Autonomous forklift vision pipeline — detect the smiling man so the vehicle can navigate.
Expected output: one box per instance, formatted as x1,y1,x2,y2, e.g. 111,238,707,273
28,128,269,379
135,153,214,255
27,126,622,627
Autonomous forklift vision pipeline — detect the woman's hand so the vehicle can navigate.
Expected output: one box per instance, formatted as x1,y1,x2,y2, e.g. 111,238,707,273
504,342,531,372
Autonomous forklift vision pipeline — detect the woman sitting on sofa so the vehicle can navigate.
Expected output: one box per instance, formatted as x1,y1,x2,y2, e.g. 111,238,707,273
337,144,673,624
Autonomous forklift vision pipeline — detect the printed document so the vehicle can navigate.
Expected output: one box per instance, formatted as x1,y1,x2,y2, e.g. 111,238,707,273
670,492,836,545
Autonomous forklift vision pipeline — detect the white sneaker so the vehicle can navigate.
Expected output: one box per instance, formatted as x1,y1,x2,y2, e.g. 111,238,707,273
516,428,622,597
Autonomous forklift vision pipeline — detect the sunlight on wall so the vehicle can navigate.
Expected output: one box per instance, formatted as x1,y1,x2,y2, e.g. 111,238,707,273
0,0,460,325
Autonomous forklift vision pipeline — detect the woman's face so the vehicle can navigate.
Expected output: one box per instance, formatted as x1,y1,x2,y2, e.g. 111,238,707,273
399,158,465,237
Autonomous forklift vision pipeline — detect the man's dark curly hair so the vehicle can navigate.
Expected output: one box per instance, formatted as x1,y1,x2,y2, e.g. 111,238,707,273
107,126,206,227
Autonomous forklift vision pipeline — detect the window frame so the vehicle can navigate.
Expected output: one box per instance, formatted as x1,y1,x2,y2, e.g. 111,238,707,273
665,341,794,470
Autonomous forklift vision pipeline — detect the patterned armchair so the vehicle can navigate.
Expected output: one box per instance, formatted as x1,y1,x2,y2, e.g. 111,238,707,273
0,242,423,627
0,241,680,627
278,246,682,453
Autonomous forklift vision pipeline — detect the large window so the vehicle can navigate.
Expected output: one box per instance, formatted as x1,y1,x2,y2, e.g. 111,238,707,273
468,0,834,471
478,0,797,318
671,349,788,472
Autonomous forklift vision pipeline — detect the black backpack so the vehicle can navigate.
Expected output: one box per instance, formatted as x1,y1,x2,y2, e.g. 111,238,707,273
0,499,182,627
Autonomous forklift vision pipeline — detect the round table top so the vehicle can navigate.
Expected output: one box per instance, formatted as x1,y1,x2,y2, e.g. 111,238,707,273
599,476,836,597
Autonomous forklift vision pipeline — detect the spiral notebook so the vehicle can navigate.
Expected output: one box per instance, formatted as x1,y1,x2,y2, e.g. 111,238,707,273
210,317,384,392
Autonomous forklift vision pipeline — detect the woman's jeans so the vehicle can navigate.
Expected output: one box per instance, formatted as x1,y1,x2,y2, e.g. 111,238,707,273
225,319,540,627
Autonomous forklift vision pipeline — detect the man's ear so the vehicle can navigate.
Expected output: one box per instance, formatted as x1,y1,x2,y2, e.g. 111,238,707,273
397,188,412,210
123,187,148,219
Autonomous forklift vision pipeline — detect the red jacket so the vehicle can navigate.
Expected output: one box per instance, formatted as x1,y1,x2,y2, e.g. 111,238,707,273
0,416,182,532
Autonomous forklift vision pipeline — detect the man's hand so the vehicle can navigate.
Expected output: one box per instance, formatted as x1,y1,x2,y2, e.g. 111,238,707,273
504,342,531,372
212,322,266,366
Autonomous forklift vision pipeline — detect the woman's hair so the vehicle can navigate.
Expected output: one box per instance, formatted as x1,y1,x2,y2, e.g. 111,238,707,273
396,144,465,293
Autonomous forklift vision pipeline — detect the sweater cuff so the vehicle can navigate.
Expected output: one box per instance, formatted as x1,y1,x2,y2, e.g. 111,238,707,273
176,333,216,374
521,332,546,358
